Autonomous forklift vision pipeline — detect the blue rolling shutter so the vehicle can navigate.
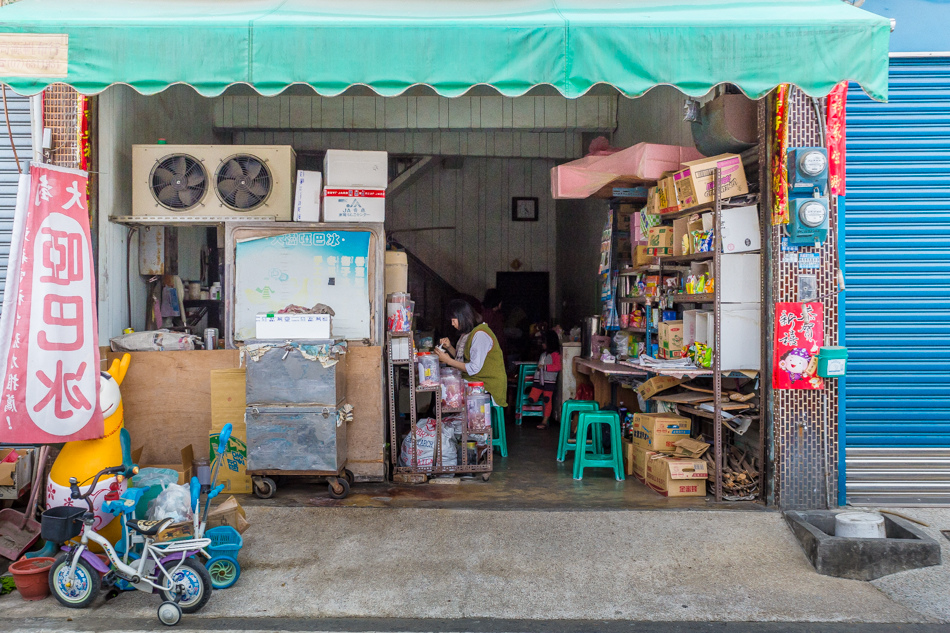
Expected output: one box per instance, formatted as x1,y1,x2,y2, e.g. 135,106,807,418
845,57,950,505
0,88,32,313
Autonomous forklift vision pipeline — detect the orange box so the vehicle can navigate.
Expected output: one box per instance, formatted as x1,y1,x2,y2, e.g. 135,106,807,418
645,455,708,497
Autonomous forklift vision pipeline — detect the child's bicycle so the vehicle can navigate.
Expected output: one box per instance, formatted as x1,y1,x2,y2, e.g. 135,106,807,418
42,464,213,626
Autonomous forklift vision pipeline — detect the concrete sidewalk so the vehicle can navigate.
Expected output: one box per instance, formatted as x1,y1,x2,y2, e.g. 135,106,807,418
1,507,946,624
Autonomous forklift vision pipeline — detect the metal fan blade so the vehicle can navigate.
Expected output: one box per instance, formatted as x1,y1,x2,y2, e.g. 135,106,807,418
223,159,244,180
157,185,180,206
187,169,206,187
234,190,253,209
217,178,238,198
173,156,187,178
247,181,268,197
244,160,263,180
153,167,175,185
178,188,196,207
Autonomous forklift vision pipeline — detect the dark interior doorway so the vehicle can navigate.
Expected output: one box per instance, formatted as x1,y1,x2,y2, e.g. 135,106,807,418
496,272,550,325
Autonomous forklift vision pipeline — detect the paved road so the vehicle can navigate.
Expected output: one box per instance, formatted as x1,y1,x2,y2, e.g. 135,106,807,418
2,618,948,633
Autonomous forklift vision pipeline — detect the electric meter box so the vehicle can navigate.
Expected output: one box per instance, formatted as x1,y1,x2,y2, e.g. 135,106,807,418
786,196,829,246
787,147,829,194
817,346,848,378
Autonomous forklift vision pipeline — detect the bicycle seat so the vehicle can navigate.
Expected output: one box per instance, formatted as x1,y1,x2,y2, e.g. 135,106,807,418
126,518,174,536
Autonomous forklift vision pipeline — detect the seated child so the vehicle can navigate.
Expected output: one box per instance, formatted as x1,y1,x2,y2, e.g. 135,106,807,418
528,330,562,429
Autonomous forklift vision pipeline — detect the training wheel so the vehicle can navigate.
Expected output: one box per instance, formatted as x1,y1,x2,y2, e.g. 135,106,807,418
253,476,276,499
327,477,350,499
158,601,182,626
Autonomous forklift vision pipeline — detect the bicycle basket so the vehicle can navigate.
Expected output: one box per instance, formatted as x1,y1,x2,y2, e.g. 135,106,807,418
41,506,86,543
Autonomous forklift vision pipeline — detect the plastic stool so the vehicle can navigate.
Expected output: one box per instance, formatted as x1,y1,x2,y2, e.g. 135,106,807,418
556,400,600,462
573,411,625,481
491,404,508,458
514,363,539,425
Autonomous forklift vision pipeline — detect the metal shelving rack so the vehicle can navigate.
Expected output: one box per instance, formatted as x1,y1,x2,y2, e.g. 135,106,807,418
613,168,762,502
387,331,493,482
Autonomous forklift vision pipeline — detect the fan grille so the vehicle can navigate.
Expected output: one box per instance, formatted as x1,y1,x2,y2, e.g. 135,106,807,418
149,154,208,211
214,154,272,211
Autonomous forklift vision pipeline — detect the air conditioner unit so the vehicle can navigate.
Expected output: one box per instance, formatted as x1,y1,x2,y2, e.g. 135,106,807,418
132,145,296,220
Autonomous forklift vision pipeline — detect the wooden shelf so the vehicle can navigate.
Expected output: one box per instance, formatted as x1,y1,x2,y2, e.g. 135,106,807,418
670,293,714,303
617,296,653,305
659,251,714,264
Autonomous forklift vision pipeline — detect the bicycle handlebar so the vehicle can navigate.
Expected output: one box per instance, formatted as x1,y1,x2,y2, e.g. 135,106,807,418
69,465,137,513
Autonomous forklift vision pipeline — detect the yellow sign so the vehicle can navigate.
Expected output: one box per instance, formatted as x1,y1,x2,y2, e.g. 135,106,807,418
0,33,67,78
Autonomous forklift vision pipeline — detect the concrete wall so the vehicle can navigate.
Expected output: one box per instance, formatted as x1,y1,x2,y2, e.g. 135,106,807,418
97,84,221,339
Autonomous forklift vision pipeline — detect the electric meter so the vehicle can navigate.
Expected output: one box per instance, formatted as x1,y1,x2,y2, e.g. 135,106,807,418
799,200,827,227
787,147,829,194
786,197,829,246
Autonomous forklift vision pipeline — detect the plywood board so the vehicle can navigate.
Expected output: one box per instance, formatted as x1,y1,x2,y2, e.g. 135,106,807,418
107,350,240,465
344,345,386,481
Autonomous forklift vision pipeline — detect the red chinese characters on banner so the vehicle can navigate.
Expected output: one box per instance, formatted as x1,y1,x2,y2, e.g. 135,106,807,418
0,164,102,442
826,81,848,196
773,302,824,390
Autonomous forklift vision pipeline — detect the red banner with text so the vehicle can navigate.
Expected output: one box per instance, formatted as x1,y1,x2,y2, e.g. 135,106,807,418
0,164,102,443
773,302,824,390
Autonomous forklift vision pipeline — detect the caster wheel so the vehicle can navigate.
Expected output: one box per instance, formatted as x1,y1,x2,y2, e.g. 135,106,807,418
343,469,355,487
158,601,182,626
253,476,276,499
327,477,350,499
481,473,491,482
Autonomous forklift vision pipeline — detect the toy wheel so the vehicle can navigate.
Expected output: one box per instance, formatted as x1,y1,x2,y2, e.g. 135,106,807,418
49,554,101,609
159,558,212,614
343,469,355,486
327,477,350,499
253,476,276,499
206,555,241,589
481,473,491,482
158,601,182,626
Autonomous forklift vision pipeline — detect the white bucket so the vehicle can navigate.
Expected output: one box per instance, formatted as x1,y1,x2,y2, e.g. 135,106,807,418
835,512,886,539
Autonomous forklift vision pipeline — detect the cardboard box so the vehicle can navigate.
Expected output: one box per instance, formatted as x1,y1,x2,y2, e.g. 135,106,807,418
255,313,331,339
658,320,684,359
133,445,196,486
645,455,708,497
210,369,253,495
622,438,635,476
647,226,673,256
633,244,655,267
645,186,660,216
682,309,711,348
323,149,388,187
206,495,250,534
636,375,685,399
657,174,681,214
718,205,761,254
672,214,706,256
632,412,692,453
632,444,660,483
293,170,322,221
718,303,761,370
322,187,386,222
673,153,749,209
0,448,32,498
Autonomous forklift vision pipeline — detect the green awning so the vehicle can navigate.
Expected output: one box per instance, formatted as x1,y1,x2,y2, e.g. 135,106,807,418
0,0,891,101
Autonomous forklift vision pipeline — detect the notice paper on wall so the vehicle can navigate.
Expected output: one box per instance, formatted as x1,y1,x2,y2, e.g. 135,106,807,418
234,231,371,341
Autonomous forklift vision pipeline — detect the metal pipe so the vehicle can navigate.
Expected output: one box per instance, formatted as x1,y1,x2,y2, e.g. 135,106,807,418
713,166,723,502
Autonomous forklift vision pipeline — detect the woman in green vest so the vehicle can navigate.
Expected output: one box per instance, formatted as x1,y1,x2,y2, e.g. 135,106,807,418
435,299,508,408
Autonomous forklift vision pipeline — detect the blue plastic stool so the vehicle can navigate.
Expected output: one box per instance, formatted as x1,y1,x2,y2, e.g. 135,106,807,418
491,404,508,457
556,400,600,462
514,363,539,424
573,411,625,481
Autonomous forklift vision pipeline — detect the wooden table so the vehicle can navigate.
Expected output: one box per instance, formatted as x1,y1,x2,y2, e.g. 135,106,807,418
572,357,647,408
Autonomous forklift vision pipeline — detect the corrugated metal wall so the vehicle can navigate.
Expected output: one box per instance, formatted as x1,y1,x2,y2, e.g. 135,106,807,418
0,88,32,313
844,57,950,505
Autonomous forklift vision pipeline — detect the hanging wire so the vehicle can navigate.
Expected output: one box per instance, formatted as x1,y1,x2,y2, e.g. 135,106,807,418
1,83,22,173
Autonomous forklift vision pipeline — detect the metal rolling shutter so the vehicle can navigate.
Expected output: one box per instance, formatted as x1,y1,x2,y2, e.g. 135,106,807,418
0,88,32,313
845,57,950,505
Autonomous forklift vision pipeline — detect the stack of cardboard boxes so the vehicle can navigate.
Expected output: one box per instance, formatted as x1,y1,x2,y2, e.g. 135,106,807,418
620,377,709,497
292,150,389,223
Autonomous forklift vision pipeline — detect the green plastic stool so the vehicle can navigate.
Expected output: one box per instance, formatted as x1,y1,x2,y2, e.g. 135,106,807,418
573,411,625,481
514,363,539,425
491,404,508,458
556,400,600,462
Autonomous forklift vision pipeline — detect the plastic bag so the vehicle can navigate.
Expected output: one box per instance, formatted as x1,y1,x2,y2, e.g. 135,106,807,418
130,467,179,489
147,483,194,523
398,418,458,471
